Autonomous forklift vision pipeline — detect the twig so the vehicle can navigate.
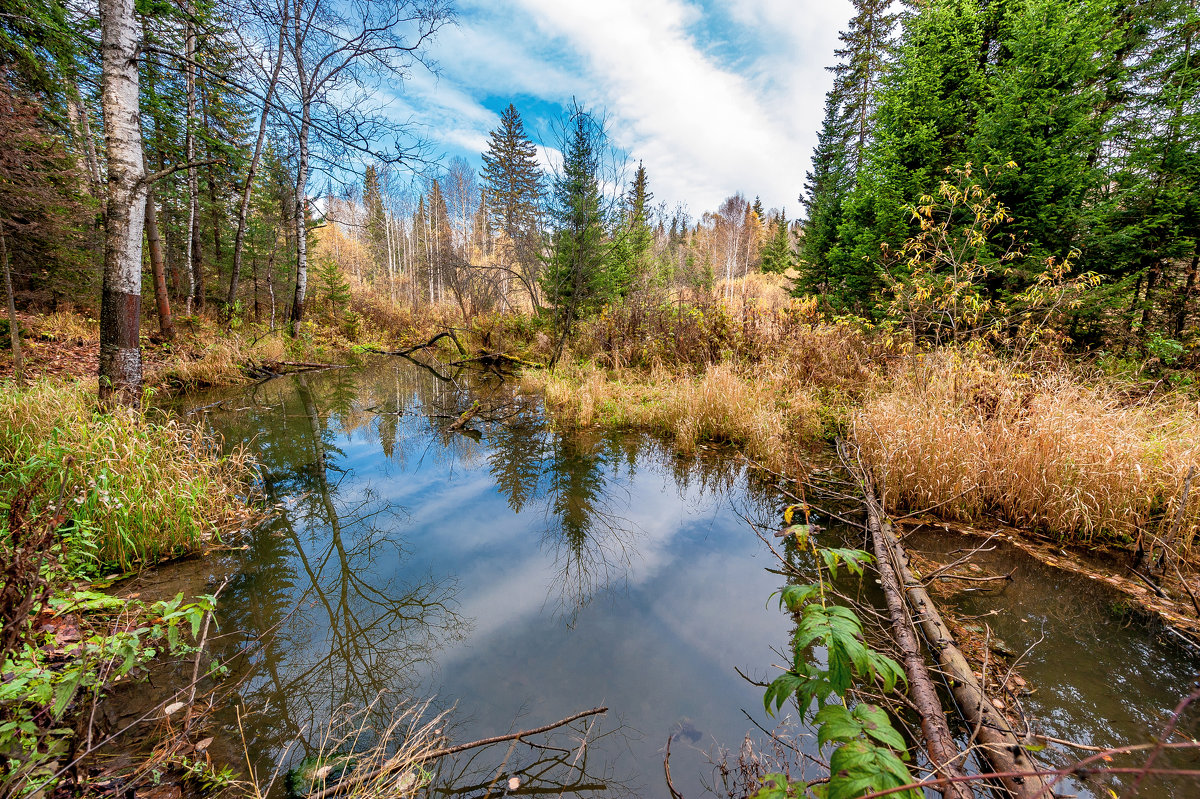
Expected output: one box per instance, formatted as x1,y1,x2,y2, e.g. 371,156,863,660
664,735,684,799
307,707,608,799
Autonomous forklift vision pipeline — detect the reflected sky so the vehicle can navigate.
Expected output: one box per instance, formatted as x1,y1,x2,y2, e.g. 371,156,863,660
187,356,794,797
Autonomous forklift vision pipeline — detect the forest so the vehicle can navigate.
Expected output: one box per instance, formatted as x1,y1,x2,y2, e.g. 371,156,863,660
1,0,1199,798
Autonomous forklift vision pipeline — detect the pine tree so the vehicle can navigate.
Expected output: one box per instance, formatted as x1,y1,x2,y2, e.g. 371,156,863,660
481,104,545,307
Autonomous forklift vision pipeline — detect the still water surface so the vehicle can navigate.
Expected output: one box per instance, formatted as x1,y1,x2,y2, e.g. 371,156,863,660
159,355,1200,798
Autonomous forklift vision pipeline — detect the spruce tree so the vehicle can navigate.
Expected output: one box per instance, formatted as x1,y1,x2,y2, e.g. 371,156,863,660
798,92,852,296
481,104,545,307
761,211,796,274
620,161,654,286
542,107,613,344
831,0,899,172
363,165,387,275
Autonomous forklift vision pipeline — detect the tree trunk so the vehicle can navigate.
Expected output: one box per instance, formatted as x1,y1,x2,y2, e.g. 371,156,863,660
99,0,147,407
289,97,311,337
852,461,1049,799
1175,249,1198,338
866,496,973,799
65,77,103,200
184,0,203,314
1,227,24,385
144,176,175,340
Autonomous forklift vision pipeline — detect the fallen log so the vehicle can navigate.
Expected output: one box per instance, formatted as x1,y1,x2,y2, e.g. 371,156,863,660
448,351,541,369
842,444,1051,799
865,492,975,799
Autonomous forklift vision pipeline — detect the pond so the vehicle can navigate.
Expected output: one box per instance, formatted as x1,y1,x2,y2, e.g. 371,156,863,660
141,355,1200,798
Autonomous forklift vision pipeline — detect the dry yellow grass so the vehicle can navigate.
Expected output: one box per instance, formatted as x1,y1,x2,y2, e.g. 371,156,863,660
528,362,823,472
854,352,1200,552
31,309,100,343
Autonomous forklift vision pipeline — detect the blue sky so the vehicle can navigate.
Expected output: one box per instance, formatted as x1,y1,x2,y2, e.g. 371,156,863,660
385,0,853,217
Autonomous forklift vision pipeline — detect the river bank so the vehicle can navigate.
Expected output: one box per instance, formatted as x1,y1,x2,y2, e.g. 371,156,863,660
3,293,1200,797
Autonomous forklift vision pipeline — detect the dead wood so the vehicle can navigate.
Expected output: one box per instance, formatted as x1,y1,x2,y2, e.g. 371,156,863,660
307,706,608,799
446,404,479,432
841,442,1050,799
862,476,975,799
449,351,540,369
386,329,467,357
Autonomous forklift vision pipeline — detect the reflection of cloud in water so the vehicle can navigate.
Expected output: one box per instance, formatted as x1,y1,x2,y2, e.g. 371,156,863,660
195,359,787,797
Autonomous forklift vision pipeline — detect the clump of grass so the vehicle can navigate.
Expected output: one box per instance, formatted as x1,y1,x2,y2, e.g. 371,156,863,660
0,379,257,573
529,362,823,472
32,309,99,344
854,352,1200,553
153,332,289,390
254,700,447,799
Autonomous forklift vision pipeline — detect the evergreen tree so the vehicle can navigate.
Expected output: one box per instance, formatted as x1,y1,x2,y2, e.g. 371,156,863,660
1097,0,1200,336
363,164,387,274
617,161,654,286
751,196,765,221
831,0,899,172
761,211,796,274
798,92,853,295
542,107,615,348
830,0,989,311
481,103,545,307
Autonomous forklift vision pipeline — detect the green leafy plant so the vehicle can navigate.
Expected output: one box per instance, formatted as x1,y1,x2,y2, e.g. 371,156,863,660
756,515,918,799
0,592,215,796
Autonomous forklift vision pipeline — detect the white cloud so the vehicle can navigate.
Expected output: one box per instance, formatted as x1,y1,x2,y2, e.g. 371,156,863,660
382,0,854,213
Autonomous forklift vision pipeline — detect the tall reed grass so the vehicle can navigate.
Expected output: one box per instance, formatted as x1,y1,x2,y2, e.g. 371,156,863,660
0,380,256,573
529,362,824,472
854,352,1200,553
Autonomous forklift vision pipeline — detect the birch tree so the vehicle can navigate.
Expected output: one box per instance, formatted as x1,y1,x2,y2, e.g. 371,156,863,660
98,0,147,405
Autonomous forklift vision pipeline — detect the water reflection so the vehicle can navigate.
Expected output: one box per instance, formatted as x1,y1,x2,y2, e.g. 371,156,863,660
189,357,787,797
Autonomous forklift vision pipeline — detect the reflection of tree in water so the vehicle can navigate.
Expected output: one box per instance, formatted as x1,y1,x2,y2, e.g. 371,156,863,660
212,372,470,770
541,432,642,620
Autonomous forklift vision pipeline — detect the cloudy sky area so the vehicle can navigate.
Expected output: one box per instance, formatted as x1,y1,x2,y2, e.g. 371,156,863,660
388,0,853,218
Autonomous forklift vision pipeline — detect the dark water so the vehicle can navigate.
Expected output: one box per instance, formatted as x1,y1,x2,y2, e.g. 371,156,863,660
146,356,1200,798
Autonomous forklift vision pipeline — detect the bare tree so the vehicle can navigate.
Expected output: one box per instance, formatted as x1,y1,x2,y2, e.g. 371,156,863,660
226,0,290,311
280,0,452,336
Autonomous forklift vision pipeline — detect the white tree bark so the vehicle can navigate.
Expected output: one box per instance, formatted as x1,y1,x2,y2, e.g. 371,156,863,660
98,0,147,406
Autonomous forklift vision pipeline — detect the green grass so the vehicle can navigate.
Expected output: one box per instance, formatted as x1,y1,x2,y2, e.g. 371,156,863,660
0,379,256,574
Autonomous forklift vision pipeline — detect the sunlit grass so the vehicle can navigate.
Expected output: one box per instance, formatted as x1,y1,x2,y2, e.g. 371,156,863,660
855,352,1200,553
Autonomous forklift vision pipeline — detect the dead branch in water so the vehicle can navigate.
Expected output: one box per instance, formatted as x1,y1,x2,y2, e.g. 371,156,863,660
307,706,608,799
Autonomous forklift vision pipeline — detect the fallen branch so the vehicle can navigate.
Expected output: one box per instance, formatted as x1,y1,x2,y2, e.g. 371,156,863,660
446,404,479,432
307,707,608,799
841,440,1050,799
384,330,467,357
857,454,974,799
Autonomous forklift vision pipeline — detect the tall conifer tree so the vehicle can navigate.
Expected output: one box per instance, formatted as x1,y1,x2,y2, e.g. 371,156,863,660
481,104,545,307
